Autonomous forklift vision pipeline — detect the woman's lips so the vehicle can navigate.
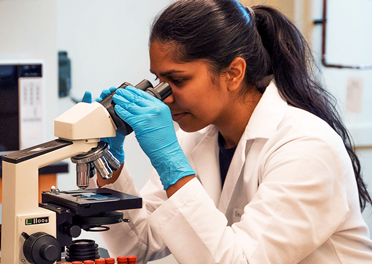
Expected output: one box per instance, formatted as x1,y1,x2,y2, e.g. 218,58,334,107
172,113,187,122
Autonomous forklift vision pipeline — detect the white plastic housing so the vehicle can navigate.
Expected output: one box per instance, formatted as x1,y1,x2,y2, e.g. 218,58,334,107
54,102,116,140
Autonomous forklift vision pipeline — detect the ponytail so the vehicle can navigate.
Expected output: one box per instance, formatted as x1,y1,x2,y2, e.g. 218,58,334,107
252,6,372,211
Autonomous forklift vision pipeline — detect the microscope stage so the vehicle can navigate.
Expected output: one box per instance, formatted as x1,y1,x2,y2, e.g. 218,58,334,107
41,188,142,216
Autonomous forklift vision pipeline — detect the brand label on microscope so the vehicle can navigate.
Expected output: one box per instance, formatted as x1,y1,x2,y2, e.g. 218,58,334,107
25,217,49,225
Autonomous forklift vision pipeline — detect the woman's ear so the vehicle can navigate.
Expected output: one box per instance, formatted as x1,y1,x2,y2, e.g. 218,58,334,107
226,57,246,91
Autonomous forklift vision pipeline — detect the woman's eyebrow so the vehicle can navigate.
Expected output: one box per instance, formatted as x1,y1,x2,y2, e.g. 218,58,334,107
150,69,185,76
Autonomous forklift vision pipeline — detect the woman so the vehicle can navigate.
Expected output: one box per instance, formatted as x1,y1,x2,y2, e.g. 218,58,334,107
88,0,372,263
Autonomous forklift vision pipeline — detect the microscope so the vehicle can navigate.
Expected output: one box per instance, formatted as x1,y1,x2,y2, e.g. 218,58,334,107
1,80,171,263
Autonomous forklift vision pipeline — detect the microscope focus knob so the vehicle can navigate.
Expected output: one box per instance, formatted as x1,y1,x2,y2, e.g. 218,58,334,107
64,224,82,238
22,232,61,264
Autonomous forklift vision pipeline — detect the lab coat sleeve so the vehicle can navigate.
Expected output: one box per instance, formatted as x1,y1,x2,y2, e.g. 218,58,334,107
148,136,350,264
99,163,171,263
149,178,245,263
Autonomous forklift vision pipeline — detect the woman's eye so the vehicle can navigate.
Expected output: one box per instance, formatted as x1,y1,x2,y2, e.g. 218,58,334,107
171,78,185,85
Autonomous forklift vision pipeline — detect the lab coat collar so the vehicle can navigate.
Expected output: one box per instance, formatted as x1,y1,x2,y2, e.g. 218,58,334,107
243,81,288,140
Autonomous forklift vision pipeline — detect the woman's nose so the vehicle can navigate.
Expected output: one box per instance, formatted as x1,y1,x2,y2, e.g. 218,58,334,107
162,93,174,104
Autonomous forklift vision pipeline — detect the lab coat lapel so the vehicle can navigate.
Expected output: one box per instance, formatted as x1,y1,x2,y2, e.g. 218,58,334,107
217,81,288,215
218,138,249,214
190,127,222,206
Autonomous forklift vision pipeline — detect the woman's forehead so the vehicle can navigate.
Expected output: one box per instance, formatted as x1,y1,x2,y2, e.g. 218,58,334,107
150,41,214,75
150,41,183,62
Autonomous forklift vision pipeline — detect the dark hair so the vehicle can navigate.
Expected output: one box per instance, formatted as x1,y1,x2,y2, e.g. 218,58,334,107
150,0,372,211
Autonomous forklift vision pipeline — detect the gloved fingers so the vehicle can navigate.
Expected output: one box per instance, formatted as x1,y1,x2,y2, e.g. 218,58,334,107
112,87,147,105
101,129,126,164
114,88,147,105
113,93,159,116
114,104,138,126
114,104,164,138
96,86,117,102
115,87,163,108
101,137,125,164
126,86,160,103
82,91,92,103
116,86,160,106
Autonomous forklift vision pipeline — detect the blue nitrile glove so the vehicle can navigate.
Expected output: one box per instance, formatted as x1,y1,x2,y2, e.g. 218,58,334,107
82,88,125,164
112,86,195,190
82,91,92,103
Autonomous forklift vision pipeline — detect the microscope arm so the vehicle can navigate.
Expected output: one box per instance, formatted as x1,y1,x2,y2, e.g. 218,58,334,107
1,139,99,263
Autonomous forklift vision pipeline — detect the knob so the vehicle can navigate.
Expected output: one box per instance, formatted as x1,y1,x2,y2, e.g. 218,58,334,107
22,232,60,264
40,244,59,260
64,224,81,238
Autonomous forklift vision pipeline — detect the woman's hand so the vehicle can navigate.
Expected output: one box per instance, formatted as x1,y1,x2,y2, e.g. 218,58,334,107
112,86,195,191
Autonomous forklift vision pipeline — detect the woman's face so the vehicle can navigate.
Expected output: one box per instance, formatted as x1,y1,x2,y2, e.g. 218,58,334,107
149,41,232,132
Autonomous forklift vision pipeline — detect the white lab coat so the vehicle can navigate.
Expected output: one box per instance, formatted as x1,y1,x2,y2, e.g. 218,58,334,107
100,82,372,263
